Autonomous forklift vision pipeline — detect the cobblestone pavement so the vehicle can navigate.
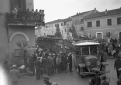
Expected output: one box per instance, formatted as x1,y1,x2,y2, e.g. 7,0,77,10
18,59,117,85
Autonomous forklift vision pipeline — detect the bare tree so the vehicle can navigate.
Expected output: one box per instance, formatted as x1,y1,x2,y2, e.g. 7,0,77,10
16,40,28,66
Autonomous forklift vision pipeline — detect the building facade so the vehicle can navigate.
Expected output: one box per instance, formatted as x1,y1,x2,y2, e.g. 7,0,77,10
0,0,44,62
36,18,73,40
71,8,98,37
84,8,121,40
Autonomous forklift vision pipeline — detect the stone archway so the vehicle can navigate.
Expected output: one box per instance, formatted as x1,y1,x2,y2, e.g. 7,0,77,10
9,32,29,42
9,32,29,53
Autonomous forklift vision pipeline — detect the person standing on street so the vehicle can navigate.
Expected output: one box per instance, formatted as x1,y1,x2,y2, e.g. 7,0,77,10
68,53,73,72
100,75,109,85
117,75,121,85
3,61,10,76
94,71,101,85
35,58,41,80
114,52,121,79
10,65,20,85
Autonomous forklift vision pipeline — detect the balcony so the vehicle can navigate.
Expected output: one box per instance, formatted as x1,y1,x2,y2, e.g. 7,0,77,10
6,9,45,27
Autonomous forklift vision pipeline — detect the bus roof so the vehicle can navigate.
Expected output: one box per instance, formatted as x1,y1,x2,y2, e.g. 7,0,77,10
73,40,100,46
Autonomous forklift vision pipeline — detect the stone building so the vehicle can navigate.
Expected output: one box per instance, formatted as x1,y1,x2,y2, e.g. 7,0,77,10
0,0,44,62
71,8,98,37
36,18,72,40
84,7,121,40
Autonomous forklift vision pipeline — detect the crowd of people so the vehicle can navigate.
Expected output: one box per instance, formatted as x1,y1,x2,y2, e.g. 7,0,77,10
28,47,73,80
7,8,45,25
2,38,121,85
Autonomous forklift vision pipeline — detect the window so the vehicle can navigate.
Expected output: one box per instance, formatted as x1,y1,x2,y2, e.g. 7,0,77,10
96,20,100,27
90,46,97,55
80,19,84,24
117,17,121,25
82,47,89,55
75,46,81,55
61,23,63,26
80,27,84,31
87,22,92,28
65,29,66,32
107,19,112,26
55,24,59,27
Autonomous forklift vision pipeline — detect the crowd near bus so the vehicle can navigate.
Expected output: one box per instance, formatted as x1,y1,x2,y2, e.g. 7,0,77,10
2,38,121,85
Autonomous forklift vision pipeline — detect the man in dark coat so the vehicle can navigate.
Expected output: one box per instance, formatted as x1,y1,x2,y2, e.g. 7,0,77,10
35,58,41,80
68,53,73,72
117,75,121,85
94,71,101,85
101,75,109,85
3,61,10,75
114,52,121,79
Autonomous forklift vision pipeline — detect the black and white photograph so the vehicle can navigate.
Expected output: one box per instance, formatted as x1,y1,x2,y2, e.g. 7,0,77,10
0,0,121,85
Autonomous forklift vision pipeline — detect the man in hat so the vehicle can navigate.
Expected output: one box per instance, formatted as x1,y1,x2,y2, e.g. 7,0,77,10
117,75,121,85
101,75,109,85
3,61,10,75
10,65,20,85
114,52,121,79
94,71,101,85
68,53,73,72
35,58,41,80
43,76,52,85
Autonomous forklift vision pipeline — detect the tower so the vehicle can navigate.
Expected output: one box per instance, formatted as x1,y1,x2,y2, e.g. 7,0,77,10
0,0,45,62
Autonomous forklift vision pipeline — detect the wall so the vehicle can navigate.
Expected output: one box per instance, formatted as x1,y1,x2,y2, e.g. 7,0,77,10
84,14,121,39
26,0,34,10
8,26,35,53
0,14,9,61
0,0,11,61
0,0,10,13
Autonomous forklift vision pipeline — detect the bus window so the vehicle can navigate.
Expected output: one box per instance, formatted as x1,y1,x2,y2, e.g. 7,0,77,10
82,47,89,55
75,46,81,55
90,46,97,55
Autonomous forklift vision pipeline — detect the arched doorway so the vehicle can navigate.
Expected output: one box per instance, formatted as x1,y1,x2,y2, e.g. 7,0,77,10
9,32,29,56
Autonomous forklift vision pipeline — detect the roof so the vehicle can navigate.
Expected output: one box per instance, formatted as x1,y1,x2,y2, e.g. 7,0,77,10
71,10,95,17
73,40,100,46
85,7,121,19
63,17,72,22
45,19,64,25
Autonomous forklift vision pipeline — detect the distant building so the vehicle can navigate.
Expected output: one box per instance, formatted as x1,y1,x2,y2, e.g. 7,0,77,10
36,17,73,40
71,8,98,37
84,7,121,40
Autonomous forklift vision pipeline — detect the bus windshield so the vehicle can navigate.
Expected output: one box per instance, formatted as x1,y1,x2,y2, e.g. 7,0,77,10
82,47,89,55
90,46,97,55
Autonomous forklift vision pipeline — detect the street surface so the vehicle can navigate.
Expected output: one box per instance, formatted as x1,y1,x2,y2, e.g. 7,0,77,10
18,59,117,85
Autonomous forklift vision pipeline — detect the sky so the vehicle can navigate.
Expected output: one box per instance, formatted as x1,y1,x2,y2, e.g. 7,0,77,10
34,0,121,23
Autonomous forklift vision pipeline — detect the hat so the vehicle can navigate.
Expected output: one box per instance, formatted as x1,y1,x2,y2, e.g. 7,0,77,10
12,65,17,68
101,75,106,80
44,76,49,81
52,82,58,85
119,75,121,80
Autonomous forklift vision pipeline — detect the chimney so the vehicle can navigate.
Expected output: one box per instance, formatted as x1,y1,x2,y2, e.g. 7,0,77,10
93,8,97,13
105,9,107,14
94,8,96,10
